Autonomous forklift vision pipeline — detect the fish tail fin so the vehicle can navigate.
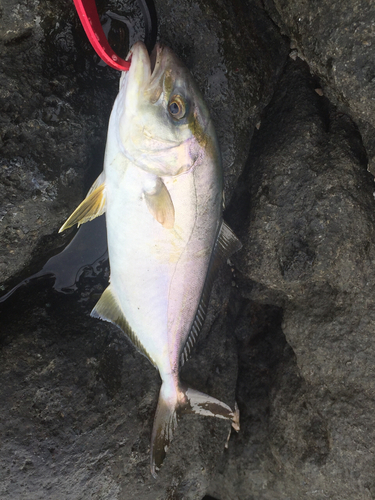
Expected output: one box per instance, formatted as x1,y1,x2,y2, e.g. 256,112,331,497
181,386,240,432
150,381,179,478
150,381,239,477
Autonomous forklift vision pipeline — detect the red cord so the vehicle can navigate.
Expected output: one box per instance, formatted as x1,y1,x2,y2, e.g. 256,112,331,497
72,0,131,71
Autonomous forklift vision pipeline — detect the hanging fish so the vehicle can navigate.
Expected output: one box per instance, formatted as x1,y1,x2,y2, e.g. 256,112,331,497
59,41,241,477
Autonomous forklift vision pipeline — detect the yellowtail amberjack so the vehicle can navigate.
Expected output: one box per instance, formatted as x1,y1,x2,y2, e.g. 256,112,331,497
59,41,241,476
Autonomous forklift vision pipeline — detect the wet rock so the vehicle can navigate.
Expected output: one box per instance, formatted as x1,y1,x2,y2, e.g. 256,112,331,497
0,0,288,288
0,0,121,285
264,0,375,174
0,263,238,499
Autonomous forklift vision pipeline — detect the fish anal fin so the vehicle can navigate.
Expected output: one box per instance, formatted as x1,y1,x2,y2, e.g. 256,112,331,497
144,179,175,229
91,285,156,366
59,172,106,233
180,221,242,366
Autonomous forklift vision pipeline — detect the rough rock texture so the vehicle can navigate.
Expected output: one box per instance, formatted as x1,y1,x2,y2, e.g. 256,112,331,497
0,0,121,284
156,0,289,197
0,271,238,500
208,58,375,499
2,0,375,499
264,0,375,173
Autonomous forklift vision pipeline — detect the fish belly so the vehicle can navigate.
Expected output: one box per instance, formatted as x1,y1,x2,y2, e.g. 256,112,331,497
105,161,220,377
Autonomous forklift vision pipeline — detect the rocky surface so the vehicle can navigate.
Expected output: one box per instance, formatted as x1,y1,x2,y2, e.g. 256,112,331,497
0,0,119,284
264,0,375,174
156,0,289,198
211,57,375,499
1,0,375,499
0,265,239,500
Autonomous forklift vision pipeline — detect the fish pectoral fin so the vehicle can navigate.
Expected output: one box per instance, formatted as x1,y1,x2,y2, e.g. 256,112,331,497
91,285,156,366
144,179,175,229
59,172,106,233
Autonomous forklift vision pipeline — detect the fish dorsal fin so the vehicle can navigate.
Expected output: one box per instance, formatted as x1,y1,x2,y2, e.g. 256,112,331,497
91,285,156,366
59,172,106,233
144,178,175,229
180,221,242,367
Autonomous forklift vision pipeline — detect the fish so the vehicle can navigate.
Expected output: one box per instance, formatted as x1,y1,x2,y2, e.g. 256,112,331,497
59,41,241,477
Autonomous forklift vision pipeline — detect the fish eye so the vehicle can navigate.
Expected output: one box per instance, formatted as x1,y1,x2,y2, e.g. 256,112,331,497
168,95,186,120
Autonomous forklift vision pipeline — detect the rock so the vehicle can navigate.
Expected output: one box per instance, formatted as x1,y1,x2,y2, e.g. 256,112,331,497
0,0,121,285
156,0,289,198
212,58,375,499
0,0,288,289
264,0,375,174
0,245,239,499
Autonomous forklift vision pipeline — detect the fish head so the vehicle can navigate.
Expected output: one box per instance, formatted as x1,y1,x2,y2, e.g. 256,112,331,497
115,42,219,177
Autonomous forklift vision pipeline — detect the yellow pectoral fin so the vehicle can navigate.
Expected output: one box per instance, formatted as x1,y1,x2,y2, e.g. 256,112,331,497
144,180,175,229
59,183,106,233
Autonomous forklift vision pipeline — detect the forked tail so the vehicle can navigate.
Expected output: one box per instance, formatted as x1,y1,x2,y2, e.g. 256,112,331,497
150,380,239,477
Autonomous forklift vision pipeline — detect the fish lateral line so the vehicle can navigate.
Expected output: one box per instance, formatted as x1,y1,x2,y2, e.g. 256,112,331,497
180,220,242,367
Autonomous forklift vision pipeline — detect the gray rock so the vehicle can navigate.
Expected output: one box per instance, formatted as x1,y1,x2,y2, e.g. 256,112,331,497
156,0,289,198
4,0,375,498
0,0,288,289
0,0,121,285
0,255,239,499
210,59,375,499
264,0,375,174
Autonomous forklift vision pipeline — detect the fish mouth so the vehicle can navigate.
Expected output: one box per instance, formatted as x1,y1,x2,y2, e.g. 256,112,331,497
125,42,163,79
